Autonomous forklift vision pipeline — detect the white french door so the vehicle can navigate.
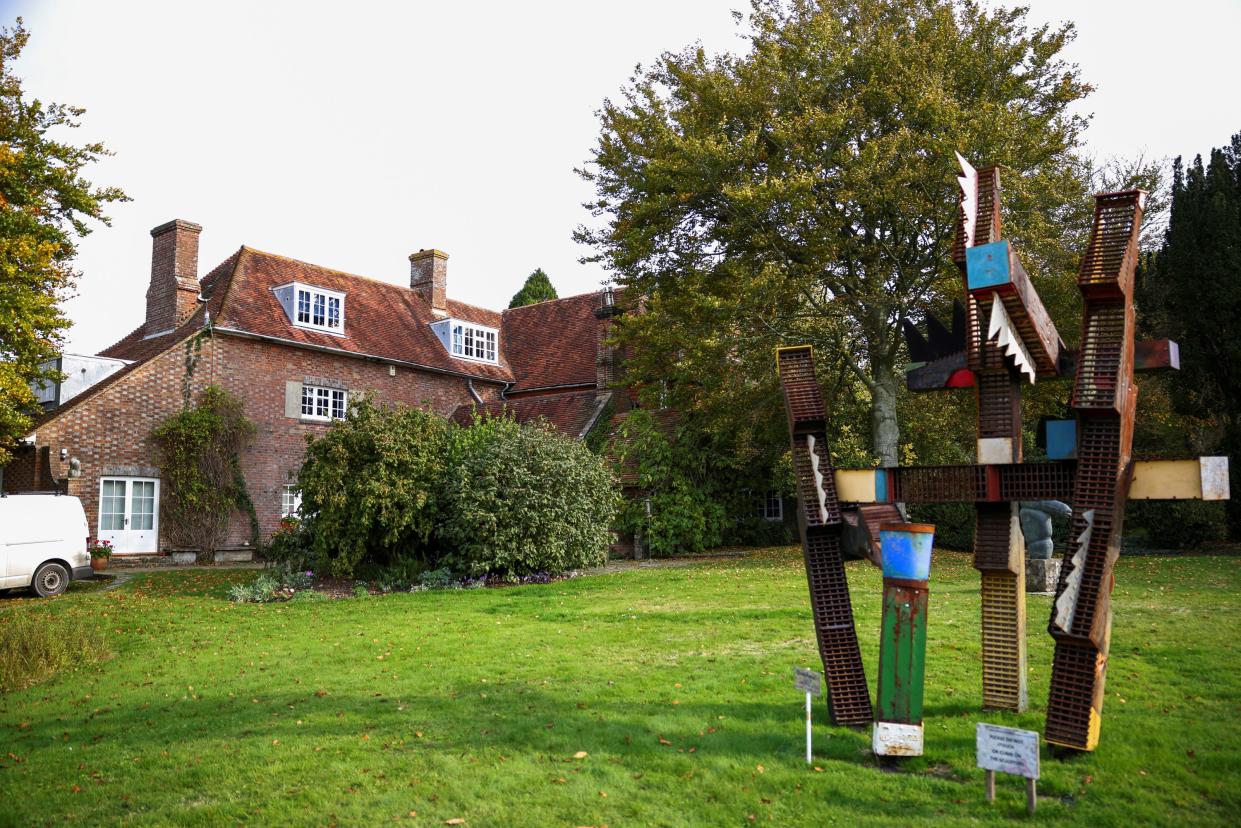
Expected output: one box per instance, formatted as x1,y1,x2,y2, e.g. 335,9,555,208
98,477,160,554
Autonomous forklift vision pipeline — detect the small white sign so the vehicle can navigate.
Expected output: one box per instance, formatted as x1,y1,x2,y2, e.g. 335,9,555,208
794,667,822,697
976,723,1039,779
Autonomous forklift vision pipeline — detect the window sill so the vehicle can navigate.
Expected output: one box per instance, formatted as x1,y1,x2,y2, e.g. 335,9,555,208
299,416,342,425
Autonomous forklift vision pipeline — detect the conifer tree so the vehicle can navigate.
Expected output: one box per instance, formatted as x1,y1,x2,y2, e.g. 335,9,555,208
507,268,558,308
1145,133,1241,535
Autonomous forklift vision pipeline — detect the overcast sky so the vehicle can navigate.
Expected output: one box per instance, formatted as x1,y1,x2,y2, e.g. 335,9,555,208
4,0,1239,355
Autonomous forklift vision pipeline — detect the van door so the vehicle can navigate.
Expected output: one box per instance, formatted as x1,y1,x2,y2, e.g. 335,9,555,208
98,477,160,554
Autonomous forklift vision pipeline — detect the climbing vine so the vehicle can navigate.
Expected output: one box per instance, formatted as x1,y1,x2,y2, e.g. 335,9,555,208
151,385,258,560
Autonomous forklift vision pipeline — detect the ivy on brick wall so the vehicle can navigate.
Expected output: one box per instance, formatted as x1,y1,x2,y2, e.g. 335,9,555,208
151,385,258,560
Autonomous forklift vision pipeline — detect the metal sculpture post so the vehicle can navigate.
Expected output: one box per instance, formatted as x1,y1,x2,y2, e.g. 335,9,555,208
1042,190,1144,751
776,345,873,727
873,523,935,757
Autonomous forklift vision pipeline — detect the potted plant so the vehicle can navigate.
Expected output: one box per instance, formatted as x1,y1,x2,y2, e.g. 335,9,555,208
88,538,113,572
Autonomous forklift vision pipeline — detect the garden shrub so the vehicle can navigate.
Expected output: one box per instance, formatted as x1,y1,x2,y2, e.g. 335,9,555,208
1126,500,1227,551
297,397,452,577
907,502,975,553
0,611,109,693
440,415,618,577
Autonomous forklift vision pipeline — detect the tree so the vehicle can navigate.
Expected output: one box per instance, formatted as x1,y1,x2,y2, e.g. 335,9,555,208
1141,133,1241,536
0,18,128,463
508,268,558,308
576,0,1094,466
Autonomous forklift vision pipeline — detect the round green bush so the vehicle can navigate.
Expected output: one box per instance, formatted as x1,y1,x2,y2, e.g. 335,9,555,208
440,416,618,577
298,398,452,577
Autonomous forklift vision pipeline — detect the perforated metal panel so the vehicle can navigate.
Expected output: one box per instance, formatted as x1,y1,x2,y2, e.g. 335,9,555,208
778,346,873,727
803,530,873,725
980,571,1027,711
1046,190,1144,752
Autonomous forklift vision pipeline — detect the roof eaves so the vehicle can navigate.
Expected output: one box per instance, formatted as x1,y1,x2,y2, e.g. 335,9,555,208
210,326,513,385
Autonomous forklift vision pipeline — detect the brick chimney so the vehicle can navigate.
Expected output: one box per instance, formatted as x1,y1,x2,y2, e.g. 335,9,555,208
409,249,448,317
145,219,202,333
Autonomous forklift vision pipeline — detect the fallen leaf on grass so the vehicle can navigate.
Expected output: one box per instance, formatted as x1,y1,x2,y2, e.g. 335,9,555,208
756,765,765,774
445,820,465,826
658,737,671,746
573,751,589,759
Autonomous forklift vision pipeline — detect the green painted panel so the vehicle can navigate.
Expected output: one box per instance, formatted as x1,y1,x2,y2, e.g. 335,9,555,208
877,585,929,724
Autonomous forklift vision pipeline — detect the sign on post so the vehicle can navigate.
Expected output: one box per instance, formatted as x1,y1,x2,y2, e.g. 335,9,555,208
976,723,1040,813
794,667,822,764
794,667,822,697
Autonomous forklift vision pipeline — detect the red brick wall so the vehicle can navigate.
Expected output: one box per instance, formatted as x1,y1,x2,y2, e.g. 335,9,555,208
211,334,501,543
25,335,217,548
11,330,503,552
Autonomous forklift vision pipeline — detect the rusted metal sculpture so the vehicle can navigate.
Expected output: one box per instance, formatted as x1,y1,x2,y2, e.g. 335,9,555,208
780,154,1229,755
776,345,873,727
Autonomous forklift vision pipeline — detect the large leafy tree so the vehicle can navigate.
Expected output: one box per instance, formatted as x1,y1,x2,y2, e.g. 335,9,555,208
507,268,559,308
0,18,127,463
577,0,1094,466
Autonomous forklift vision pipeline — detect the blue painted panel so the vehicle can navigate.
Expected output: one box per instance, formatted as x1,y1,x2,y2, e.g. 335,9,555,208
965,241,1011,291
1046,419,1077,460
875,468,888,503
880,527,935,581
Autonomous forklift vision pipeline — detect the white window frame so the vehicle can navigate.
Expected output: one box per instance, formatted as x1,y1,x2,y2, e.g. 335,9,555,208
449,321,498,364
281,485,302,518
757,490,783,522
300,384,348,422
279,282,346,335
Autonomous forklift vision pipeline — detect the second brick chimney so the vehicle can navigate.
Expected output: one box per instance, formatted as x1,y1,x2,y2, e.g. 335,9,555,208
145,219,202,334
409,249,448,317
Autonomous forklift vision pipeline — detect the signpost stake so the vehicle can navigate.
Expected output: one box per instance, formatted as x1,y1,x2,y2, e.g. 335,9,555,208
1026,778,1037,814
985,770,995,802
805,691,813,764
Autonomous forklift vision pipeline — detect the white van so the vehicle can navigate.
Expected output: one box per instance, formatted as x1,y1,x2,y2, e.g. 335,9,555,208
0,493,92,597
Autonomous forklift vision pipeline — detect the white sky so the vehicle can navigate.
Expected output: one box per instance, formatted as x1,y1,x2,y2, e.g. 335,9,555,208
4,0,1239,355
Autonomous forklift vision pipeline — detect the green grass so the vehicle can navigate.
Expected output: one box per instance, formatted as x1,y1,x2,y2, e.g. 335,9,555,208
0,549,1238,826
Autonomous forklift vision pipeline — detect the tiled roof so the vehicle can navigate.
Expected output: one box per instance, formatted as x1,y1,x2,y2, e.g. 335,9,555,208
213,248,514,383
450,390,609,439
500,292,601,392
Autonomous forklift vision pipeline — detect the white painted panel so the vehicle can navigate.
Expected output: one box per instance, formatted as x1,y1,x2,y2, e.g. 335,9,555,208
977,437,1014,465
1200,456,1230,501
873,721,923,757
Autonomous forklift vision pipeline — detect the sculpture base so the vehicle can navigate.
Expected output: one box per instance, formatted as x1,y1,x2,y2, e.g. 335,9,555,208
1025,558,1061,595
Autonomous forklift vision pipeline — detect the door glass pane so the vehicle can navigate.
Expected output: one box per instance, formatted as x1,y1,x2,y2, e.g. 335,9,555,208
101,479,126,531
131,481,155,530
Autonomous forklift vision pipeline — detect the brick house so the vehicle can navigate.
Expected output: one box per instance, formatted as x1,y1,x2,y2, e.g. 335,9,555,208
1,219,625,557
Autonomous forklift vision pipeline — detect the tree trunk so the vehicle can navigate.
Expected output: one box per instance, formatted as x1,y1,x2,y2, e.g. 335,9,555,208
870,367,901,468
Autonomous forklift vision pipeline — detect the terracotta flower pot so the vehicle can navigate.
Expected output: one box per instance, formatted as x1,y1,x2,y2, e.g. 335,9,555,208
91,556,109,572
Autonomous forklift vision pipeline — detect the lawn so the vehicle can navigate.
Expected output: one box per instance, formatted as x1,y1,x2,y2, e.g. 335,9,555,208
1,548,1238,827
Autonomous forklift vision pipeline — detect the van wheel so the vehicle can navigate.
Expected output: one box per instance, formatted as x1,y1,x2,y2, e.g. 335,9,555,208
32,562,70,598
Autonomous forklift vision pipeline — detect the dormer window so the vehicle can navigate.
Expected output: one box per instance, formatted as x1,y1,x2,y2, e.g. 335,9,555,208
273,282,345,335
430,318,499,364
